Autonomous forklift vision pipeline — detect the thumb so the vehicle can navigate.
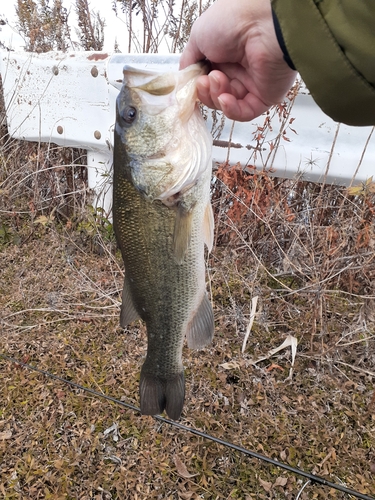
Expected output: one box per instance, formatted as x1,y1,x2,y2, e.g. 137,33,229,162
179,39,205,69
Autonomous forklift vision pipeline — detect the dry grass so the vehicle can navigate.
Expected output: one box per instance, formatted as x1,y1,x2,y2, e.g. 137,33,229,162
1,219,374,499
1,127,375,498
1,1,375,498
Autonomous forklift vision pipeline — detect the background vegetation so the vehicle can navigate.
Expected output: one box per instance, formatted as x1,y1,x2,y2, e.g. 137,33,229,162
0,1,374,498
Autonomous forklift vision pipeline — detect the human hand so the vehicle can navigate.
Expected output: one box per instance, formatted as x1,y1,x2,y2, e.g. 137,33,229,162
179,0,297,122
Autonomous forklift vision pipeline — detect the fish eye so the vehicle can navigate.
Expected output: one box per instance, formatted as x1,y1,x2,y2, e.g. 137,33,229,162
121,106,137,124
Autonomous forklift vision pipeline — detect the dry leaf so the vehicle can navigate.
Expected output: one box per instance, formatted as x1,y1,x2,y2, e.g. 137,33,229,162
0,430,12,440
173,455,198,479
103,422,120,442
259,478,272,492
179,492,195,500
269,334,297,366
219,361,240,370
348,176,375,197
34,215,54,226
318,448,336,468
250,334,298,378
274,476,288,487
266,363,284,372
347,185,364,196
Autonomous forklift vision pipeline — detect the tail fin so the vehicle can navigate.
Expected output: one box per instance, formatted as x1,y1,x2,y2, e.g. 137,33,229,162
140,370,185,420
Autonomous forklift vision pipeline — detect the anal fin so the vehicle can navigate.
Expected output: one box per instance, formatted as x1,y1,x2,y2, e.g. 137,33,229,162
120,276,140,327
186,293,214,349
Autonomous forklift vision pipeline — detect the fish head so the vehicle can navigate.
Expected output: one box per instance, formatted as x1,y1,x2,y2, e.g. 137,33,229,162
115,62,212,203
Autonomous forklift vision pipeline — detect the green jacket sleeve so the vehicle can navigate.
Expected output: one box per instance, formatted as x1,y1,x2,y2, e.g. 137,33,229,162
272,0,375,126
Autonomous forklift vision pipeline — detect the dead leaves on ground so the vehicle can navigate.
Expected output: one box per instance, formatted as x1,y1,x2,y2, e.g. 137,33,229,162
1,174,375,498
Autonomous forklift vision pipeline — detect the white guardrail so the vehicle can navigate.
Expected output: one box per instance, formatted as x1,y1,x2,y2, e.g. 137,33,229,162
1,50,374,214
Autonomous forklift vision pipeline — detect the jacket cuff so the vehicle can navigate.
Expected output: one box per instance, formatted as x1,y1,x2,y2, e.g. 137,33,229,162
272,9,296,71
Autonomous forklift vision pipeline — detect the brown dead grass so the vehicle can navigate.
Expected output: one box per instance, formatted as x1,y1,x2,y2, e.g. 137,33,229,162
1,160,375,498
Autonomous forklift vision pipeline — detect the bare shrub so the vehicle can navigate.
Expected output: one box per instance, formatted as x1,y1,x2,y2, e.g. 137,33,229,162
1,0,102,227
16,0,71,52
75,0,105,51
114,0,212,53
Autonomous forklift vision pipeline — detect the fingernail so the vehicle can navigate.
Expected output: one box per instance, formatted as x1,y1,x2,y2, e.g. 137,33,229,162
211,74,220,93
197,78,209,98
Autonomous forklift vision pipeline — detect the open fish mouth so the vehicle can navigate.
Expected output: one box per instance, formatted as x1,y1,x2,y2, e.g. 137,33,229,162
116,62,212,204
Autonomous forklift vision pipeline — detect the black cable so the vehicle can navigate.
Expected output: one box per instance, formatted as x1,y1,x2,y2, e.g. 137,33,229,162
1,353,374,500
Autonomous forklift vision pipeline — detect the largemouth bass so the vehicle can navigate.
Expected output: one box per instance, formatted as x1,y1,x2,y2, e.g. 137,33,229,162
113,62,214,420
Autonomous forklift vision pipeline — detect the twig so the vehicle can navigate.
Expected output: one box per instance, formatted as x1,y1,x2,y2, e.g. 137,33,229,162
3,308,70,319
335,361,375,378
279,262,354,297
349,126,375,188
336,335,375,347
320,122,341,192
221,217,293,291
241,296,258,353
333,364,351,382
226,120,236,164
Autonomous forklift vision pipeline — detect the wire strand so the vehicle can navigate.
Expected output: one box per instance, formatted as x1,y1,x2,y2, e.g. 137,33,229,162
296,480,311,500
1,353,374,500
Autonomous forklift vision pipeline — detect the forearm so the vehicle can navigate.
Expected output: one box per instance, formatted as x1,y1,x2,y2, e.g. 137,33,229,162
272,0,375,126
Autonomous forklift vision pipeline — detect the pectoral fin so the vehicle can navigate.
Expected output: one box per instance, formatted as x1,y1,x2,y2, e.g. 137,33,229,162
186,293,214,350
173,205,194,263
120,276,140,327
203,202,214,252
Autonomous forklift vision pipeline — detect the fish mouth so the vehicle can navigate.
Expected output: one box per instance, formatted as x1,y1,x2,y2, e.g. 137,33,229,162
122,61,209,90
120,61,213,202
120,62,208,121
